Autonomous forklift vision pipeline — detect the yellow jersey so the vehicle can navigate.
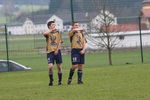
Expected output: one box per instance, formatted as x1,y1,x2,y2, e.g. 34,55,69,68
68,30,87,49
45,30,63,53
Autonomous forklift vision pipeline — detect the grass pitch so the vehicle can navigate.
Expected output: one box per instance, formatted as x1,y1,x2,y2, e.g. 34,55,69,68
0,63,150,100
0,34,150,100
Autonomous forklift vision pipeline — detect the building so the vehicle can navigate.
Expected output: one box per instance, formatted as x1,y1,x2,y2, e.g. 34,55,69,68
46,15,63,32
141,0,150,29
7,15,64,35
91,10,117,32
8,18,37,35
23,18,36,34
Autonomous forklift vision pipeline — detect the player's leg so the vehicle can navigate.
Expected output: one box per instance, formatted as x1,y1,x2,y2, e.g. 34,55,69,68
57,64,62,85
77,53,85,84
56,50,63,85
68,49,79,85
48,63,54,86
47,52,55,86
78,64,84,84
67,64,78,85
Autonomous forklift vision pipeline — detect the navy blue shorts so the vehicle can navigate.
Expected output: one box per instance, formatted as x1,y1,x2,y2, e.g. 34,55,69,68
71,49,85,65
47,50,62,64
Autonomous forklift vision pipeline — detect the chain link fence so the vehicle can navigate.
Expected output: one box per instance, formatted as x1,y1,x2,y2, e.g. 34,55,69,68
0,0,150,70
0,25,6,60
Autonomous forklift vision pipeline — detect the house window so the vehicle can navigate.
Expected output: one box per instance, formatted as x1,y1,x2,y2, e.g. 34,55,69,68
118,35,125,40
96,19,99,22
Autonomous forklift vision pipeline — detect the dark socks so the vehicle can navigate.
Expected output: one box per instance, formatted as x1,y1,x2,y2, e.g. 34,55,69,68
49,72,53,82
68,68,74,79
58,72,62,83
78,70,83,82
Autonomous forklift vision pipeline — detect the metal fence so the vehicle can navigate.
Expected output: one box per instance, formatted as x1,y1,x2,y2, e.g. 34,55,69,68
0,25,7,60
0,0,150,70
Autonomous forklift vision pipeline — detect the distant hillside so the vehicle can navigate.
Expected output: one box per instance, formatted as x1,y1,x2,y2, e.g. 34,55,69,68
48,0,143,16
1,0,144,24
0,0,143,7
0,0,143,15
0,0,49,5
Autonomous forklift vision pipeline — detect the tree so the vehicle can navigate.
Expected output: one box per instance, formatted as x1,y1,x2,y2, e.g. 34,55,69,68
86,0,124,65
2,0,15,16
1,0,16,23
48,0,62,14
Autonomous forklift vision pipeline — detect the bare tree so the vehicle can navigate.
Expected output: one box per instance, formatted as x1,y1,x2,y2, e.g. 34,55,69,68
86,0,125,65
2,0,16,23
2,0,15,16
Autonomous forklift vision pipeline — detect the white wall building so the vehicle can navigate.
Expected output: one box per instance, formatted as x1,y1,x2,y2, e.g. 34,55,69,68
91,10,117,31
6,13,150,49
63,23,88,32
46,15,63,32
23,18,36,34
86,30,150,49
7,15,64,35
8,26,24,35
117,30,150,47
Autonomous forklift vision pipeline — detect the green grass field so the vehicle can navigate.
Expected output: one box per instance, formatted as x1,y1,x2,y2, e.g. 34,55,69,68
0,63,150,100
1,34,150,70
0,34,70,49
1,34,150,100
15,4,48,13
0,34,150,68
0,16,7,24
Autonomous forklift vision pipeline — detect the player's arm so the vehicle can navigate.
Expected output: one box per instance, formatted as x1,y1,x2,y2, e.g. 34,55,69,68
54,43,61,55
54,33,63,55
68,30,76,37
42,31,50,37
80,32,87,54
57,42,62,51
57,33,63,50
80,41,87,54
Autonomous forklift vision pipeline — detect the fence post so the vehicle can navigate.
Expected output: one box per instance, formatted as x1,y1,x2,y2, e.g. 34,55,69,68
70,0,74,23
138,16,144,63
5,24,10,71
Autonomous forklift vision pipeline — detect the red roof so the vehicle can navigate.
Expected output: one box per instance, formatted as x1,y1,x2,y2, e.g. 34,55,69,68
100,24,139,32
141,9,150,17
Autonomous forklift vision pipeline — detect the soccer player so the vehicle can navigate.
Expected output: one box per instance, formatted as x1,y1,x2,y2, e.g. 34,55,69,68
43,21,63,86
67,22,87,85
